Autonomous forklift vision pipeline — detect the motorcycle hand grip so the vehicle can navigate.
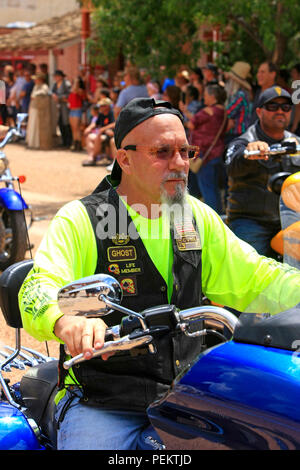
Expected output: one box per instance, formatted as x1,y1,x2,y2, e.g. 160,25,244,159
244,148,269,158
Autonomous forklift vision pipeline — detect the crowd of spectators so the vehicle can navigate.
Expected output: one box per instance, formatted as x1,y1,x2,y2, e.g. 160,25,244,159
0,59,299,201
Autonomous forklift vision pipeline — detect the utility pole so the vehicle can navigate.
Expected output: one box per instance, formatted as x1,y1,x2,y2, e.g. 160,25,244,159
80,0,93,72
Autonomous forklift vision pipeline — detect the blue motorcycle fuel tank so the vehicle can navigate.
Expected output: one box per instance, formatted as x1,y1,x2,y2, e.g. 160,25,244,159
148,310,300,450
0,401,42,450
0,188,28,211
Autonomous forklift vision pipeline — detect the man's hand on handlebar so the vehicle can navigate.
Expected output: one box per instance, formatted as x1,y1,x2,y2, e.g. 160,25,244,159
54,315,113,361
244,141,270,160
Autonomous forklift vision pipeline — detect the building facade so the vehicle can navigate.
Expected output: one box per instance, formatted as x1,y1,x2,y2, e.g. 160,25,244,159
0,0,79,26
0,1,86,86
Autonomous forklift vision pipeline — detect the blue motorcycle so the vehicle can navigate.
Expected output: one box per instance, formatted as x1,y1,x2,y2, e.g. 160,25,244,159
0,113,31,271
0,261,299,450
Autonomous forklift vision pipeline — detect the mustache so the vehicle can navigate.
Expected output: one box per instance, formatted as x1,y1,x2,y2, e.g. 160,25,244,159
162,172,188,184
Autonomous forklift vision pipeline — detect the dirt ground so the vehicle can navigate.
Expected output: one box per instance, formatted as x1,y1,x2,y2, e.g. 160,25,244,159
0,142,108,384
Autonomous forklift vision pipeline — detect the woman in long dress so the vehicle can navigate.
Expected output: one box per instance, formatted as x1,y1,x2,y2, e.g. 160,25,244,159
26,73,53,150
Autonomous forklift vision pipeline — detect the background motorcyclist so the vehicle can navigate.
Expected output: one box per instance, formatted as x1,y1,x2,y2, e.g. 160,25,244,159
19,97,300,450
225,86,300,258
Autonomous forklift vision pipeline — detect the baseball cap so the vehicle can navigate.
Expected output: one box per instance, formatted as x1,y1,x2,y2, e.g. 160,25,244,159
192,67,203,80
257,86,292,108
54,69,65,77
111,97,184,181
202,63,218,75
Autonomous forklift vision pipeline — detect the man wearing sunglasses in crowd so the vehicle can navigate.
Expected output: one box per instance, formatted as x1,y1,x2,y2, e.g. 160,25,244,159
19,97,300,450
225,85,300,258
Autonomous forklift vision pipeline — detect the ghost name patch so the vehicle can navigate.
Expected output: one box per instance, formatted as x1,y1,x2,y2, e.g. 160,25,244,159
107,246,137,262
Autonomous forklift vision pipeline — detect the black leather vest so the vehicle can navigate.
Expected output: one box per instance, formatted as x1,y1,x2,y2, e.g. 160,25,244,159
59,177,203,411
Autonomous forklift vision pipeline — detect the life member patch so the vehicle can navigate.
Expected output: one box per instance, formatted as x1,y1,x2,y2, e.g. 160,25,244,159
107,261,143,276
107,246,137,262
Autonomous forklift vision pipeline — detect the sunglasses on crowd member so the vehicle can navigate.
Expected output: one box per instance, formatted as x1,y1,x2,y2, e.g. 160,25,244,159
123,144,200,160
263,102,293,112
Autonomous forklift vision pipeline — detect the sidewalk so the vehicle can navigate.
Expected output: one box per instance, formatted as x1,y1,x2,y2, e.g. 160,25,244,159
8,142,108,255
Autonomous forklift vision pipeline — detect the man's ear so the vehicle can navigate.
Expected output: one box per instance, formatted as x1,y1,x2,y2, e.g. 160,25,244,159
116,148,132,175
256,107,262,119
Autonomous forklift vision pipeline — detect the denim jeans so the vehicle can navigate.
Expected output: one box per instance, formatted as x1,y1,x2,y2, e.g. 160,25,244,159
280,197,299,230
196,157,224,215
229,217,280,258
54,387,163,450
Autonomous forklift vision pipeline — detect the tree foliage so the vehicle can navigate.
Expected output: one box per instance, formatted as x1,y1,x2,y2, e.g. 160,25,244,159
88,0,300,76
88,0,202,77
192,0,300,67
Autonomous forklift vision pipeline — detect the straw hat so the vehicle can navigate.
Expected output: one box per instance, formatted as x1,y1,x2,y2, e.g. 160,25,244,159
180,70,190,81
32,72,46,82
227,61,251,91
98,97,112,107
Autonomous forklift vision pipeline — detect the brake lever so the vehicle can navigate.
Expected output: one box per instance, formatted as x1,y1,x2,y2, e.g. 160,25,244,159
63,333,154,370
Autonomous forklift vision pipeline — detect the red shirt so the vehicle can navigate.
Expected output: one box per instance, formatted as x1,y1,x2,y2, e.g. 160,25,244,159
190,105,226,163
68,92,83,109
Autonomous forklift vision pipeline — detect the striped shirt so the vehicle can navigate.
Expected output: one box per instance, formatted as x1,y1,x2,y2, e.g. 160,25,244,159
226,89,251,136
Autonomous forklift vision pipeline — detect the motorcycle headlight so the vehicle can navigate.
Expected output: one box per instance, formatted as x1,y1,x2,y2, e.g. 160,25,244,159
0,157,8,175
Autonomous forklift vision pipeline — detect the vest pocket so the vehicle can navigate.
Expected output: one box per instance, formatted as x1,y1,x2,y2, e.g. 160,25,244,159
78,370,170,411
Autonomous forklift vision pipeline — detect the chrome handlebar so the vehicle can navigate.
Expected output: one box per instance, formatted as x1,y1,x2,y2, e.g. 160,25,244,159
63,301,239,370
0,113,28,150
244,142,300,159
178,305,239,338
0,128,22,149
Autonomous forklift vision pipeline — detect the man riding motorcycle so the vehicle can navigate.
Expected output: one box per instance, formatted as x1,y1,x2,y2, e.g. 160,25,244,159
19,97,300,450
225,86,300,258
